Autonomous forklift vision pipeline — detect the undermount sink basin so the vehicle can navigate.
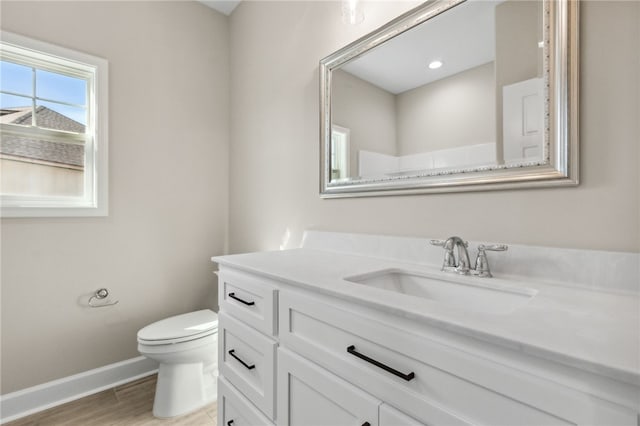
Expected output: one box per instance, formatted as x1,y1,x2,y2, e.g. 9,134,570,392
344,268,537,314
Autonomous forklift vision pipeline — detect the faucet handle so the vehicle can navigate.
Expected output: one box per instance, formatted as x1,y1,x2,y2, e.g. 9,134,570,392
429,239,469,248
472,244,508,277
481,244,508,252
429,239,456,271
430,239,456,269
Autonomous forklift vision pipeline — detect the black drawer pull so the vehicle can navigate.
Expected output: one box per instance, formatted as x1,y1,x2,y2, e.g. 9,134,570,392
228,349,256,370
347,345,415,381
227,421,234,426
228,292,255,306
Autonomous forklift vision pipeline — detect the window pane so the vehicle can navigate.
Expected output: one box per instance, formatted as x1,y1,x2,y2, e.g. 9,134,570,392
1,133,84,197
1,60,33,96
1,93,33,126
36,69,86,106
1,32,107,215
36,100,87,132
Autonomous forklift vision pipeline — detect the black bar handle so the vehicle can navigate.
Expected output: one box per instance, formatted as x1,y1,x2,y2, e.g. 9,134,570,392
228,349,256,370
228,292,255,306
227,421,234,426
347,345,415,381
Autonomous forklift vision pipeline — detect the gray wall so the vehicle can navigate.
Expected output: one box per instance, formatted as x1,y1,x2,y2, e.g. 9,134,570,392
0,1,229,393
228,0,639,254
332,69,397,175
397,62,496,155
333,61,496,164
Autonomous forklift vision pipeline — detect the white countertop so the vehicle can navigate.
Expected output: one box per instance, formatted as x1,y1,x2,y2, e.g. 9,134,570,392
213,247,640,386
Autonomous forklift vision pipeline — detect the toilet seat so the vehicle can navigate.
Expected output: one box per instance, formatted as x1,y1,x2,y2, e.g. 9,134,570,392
137,309,218,346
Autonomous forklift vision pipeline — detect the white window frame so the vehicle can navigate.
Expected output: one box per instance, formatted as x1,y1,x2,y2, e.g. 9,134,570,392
1,31,108,217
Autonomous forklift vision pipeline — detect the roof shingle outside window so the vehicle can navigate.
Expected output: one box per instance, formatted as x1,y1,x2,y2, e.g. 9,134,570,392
0,106,85,168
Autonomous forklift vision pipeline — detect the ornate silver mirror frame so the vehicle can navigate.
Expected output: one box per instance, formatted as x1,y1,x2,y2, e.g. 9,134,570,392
320,0,578,198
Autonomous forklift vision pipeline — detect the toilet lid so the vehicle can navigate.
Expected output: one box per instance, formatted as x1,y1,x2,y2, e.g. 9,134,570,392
137,309,218,343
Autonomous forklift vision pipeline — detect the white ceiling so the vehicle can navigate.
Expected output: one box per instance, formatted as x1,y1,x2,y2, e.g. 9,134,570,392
198,0,241,16
341,0,501,94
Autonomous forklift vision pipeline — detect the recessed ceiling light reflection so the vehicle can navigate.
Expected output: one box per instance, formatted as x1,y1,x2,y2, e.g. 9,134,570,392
428,60,443,70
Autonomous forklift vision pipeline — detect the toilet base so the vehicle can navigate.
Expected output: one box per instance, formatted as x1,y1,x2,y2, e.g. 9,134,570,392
152,362,218,418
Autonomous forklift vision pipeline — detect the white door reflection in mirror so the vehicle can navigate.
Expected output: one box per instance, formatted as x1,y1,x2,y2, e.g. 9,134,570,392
331,125,350,181
503,78,544,165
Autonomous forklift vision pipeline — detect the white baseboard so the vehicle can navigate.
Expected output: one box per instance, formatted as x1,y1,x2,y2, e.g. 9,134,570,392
0,356,158,424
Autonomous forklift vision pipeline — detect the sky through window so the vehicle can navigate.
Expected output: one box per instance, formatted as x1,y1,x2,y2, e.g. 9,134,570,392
1,59,88,126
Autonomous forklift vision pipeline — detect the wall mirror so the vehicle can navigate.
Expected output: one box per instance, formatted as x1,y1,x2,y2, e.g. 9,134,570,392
320,0,578,197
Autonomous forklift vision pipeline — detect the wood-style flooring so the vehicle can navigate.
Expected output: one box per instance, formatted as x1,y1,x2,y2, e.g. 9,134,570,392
5,375,217,426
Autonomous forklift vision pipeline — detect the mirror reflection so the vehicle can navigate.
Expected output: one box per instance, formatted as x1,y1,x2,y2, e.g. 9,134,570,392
330,0,545,183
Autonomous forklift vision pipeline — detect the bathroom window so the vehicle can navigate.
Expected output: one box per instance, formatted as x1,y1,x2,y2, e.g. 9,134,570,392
0,31,108,217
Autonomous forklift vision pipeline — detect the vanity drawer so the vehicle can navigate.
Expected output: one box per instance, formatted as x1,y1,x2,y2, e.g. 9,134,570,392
218,377,275,426
218,268,277,336
279,291,636,426
219,312,277,420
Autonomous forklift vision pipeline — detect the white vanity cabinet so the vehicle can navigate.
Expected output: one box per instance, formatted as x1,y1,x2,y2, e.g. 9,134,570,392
217,269,278,426
278,290,637,425
215,265,639,426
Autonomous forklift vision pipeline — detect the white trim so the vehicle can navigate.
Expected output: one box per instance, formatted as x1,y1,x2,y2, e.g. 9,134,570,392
0,30,109,217
0,356,158,424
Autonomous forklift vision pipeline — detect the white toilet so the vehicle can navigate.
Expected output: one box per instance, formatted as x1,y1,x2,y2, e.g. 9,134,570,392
137,309,219,418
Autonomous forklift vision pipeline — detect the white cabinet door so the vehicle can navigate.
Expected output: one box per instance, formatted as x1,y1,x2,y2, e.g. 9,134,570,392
379,404,426,426
502,77,544,164
277,348,380,426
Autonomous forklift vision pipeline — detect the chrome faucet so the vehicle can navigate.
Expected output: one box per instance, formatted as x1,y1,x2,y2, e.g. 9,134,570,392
430,236,471,274
430,237,507,277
